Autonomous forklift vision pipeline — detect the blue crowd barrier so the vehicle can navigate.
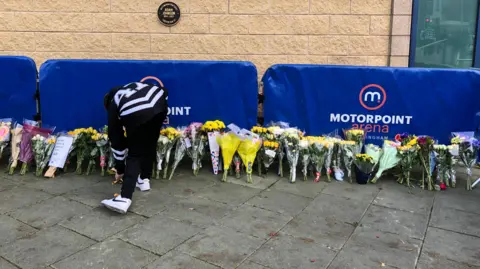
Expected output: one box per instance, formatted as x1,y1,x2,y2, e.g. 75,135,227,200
39,60,258,131
262,64,480,144
0,56,37,121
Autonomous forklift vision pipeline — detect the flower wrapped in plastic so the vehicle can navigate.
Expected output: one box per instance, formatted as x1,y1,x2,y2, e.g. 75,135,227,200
32,135,47,177
451,135,480,190
433,144,455,190
322,140,335,182
344,129,365,154
252,126,276,176
0,118,12,160
370,141,399,183
238,136,262,183
340,140,357,183
19,122,55,175
95,131,109,176
203,120,226,175
64,129,80,173
310,140,329,182
185,122,206,176
73,127,98,175
267,125,286,177
86,132,102,176
397,143,418,188
232,153,242,178
282,128,301,183
36,136,56,177
261,140,279,177
157,127,180,179
8,123,23,174
299,139,311,181
417,136,435,190
168,127,188,180
354,153,376,183
217,132,242,182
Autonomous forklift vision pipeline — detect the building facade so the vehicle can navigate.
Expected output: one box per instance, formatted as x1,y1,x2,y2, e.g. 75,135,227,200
0,0,472,74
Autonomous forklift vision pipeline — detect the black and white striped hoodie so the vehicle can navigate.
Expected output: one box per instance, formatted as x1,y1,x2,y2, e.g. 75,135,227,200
106,82,168,170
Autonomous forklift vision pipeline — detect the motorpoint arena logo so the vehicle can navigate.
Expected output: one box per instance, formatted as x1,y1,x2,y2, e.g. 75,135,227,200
140,76,191,124
359,84,386,111
329,84,412,135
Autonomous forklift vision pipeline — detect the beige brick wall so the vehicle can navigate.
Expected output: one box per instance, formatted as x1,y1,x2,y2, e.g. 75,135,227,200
0,0,396,74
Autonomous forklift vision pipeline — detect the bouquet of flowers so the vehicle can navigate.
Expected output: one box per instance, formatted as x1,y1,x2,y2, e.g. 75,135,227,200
451,135,480,190
322,140,335,182
433,144,455,190
217,132,241,182
299,139,311,181
417,136,435,190
252,126,275,176
282,128,301,183
8,123,23,174
232,153,242,178
354,153,376,183
156,127,180,179
32,135,56,177
340,140,357,183
168,127,188,180
237,136,262,183
260,140,279,177
203,120,226,175
397,143,418,188
344,129,365,154
395,133,417,146
185,122,206,176
19,122,55,175
95,130,109,176
371,141,399,183
267,125,286,177
310,140,328,182
74,128,99,175
85,131,103,176
0,118,12,160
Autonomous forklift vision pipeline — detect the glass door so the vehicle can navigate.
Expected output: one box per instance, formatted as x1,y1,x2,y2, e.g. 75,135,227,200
410,0,480,68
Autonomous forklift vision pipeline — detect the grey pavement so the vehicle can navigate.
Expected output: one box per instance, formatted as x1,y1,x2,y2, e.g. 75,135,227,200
0,167,479,269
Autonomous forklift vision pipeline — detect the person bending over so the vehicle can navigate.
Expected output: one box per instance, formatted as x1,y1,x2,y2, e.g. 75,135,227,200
101,81,168,214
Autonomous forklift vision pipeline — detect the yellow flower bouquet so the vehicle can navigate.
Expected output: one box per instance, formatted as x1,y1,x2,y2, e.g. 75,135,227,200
344,128,365,154
260,140,280,177
354,153,375,184
217,132,241,182
86,131,101,175
237,137,262,183
203,120,226,175
158,127,180,179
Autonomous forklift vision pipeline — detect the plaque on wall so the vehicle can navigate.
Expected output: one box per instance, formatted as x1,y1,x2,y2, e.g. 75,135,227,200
157,2,181,27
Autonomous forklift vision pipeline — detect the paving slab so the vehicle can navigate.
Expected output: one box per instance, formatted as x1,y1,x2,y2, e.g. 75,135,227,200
154,175,217,198
193,182,262,206
0,257,18,269
219,204,292,239
0,186,53,214
51,238,157,269
27,175,102,195
0,214,37,247
434,190,479,214
246,189,312,217
270,178,327,198
9,196,92,229
373,187,434,215
237,260,270,269
0,177,22,192
417,251,478,269
226,174,279,190
145,251,220,269
117,215,202,255
66,181,119,208
359,204,428,240
248,234,336,269
328,227,421,269
321,181,380,202
422,227,480,267
0,225,95,269
430,206,480,237
161,195,234,228
282,194,370,250
60,207,146,241
128,188,182,217
177,225,265,269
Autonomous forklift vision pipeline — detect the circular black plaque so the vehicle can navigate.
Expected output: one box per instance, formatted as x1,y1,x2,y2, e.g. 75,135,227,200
157,2,181,27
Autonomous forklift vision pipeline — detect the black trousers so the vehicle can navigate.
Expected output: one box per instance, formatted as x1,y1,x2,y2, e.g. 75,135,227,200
121,112,165,199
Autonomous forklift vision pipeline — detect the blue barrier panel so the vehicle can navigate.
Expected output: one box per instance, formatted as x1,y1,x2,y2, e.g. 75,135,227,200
0,56,37,121
263,64,480,144
39,60,258,131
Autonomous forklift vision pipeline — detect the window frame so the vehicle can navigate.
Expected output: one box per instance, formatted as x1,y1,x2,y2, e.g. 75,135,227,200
409,0,480,67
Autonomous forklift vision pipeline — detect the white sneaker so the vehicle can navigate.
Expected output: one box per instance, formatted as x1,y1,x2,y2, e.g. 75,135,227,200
136,177,151,192
101,195,131,214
